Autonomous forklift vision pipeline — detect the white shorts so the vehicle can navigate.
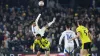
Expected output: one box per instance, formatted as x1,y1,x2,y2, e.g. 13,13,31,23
64,44,74,53
37,27,46,36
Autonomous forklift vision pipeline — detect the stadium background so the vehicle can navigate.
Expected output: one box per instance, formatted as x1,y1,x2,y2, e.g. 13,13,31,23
0,0,100,56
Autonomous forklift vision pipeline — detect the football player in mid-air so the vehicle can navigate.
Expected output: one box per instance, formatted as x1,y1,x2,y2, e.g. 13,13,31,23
31,14,56,36
59,24,79,56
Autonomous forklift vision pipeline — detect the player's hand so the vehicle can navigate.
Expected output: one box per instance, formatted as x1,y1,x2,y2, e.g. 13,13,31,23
58,44,62,52
33,49,35,53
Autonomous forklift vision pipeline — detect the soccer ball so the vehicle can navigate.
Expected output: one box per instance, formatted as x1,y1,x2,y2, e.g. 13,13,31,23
38,1,44,6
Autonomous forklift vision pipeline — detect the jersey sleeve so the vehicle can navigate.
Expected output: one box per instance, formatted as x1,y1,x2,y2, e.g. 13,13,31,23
72,31,76,37
73,32,79,47
41,38,50,49
31,25,36,35
33,39,38,49
45,39,50,48
59,32,64,45
76,27,81,33
72,31,79,47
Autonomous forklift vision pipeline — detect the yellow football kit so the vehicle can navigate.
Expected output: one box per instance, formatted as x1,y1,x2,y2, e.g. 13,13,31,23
76,25,91,49
32,37,50,52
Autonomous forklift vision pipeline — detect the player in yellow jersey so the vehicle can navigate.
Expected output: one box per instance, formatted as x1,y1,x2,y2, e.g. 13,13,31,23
70,21,92,56
32,34,50,56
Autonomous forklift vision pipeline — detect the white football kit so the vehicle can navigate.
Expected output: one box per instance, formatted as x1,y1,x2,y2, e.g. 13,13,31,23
32,14,56,36
59,30,79,53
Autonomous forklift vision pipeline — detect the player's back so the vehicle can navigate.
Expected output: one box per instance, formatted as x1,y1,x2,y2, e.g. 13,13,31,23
32,26,43,36
76,25,91,43
62,30,75,45
38,27,46,36
34,38,50,48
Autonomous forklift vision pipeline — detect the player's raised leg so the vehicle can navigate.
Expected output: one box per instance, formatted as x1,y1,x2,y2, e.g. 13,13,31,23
39,17,56,36
47,17,56,27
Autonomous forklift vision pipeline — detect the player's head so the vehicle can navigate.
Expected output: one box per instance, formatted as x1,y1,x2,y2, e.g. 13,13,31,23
36,34,41,40
66,24,70,30
77,20,83,26
32,22,36,27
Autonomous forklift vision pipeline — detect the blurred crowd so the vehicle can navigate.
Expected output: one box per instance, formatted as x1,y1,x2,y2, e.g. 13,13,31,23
0,2,100,53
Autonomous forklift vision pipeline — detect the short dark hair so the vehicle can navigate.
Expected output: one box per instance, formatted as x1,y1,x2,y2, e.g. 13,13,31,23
77,20,83,25
66,24,70,28
36,34,41,37
33,22,36,24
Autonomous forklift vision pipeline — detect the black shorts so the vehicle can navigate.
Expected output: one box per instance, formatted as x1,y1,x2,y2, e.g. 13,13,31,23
81,42,91,49
38,48,49,52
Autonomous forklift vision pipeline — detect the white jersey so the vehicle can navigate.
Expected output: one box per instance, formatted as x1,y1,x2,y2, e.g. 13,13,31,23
38,27,46,36
32,25,39,36
59,30,79,47
32,25,46,36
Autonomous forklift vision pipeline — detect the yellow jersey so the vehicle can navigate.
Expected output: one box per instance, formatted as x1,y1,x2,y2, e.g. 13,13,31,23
76,25,91,43
32,38,50,49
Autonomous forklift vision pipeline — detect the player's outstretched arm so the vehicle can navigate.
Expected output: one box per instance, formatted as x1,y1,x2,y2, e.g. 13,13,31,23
73,32,79,47
58,33,64,52
32,43,35,53
46,41,50,48
59,32,64,45
32,39,37,53
88,32,92,42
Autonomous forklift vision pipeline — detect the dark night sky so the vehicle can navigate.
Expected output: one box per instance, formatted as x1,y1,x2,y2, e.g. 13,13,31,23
0,0,100,8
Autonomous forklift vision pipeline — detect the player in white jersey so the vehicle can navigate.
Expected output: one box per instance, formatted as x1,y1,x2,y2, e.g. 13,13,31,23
31,14,41,36
59,24,79,56
31,14,56,36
